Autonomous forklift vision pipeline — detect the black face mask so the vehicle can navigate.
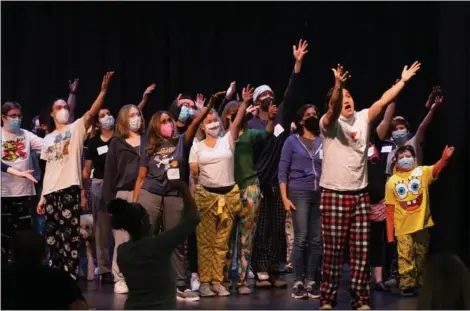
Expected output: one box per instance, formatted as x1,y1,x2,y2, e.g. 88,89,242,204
33,128,46,138
260,97,274,111
304,116,320,132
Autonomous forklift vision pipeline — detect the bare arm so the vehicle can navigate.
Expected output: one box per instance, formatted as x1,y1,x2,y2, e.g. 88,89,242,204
67,79,79,123
133,167,148,202
81,160,92,209
185,91,224,145
415,96,442,146
376,101,396,140
137,83,156,111
368,61,421,122
321,65,350,130
83,72,114,129
230,86,253,141
189,163,199,186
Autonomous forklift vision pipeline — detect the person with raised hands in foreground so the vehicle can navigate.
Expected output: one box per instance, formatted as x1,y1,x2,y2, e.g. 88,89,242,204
318,61,421,310
385,145,455,298
37,71,114,281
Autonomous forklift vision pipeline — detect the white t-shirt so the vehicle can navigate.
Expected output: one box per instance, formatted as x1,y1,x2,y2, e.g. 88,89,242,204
385,136,422,175
319,109,370,191
40,118,87,196
1,128,43,197
189,132,236,188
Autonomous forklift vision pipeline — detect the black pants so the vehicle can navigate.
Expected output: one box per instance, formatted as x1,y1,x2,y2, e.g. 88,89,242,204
187,232,198,273
251,184,286,275
1,196,34,264
44,186,81,280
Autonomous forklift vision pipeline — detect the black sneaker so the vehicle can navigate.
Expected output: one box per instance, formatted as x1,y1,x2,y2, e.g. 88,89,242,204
305,280,321,299
401,287,417,297
291,281,307,299
374,281,389,292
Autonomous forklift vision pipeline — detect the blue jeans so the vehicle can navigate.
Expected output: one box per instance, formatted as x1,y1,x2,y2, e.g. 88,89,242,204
289,189,322,281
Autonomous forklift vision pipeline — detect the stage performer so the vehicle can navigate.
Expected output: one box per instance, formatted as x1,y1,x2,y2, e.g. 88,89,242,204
318,61,421,310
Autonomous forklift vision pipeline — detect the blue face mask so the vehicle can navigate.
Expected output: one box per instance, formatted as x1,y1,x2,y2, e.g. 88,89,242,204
5,118,21,131
178,106,191,122
392,129,408,145
397,157,415,170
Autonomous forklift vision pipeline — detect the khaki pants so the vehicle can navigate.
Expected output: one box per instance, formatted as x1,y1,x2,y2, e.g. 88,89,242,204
112,190,133,282
397,229,429,290
195,184,241,284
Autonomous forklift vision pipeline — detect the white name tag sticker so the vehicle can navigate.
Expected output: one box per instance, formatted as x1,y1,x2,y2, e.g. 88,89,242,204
368,147,375,157
167,168,180,180
319,149,323,160
381,145,392,153
97,145,108,155
274,124,285,137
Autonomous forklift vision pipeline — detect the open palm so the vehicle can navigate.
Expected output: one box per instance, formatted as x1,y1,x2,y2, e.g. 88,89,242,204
293,39,309,62
401,61,421,82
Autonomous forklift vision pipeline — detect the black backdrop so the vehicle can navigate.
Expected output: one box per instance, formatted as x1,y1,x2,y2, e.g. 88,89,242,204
2,2,469,263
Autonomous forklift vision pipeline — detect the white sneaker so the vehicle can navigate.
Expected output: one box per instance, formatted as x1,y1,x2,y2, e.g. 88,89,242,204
177,288,200,301
248,269,255,279
257,272,270,281
191,273,201,292
114,279,129,294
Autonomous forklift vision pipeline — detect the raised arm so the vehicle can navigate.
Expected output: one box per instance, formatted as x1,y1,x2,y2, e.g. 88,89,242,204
83,72,114,129
415,95,443,146
137,83,156,111
217,81,236,116
230,85,253,141
67,78,79,123
424,85,441,109
368,61,421,122
376,101,397,141
321,65,350,130
185,91,224,145
432,145,454,179
277,39,308,129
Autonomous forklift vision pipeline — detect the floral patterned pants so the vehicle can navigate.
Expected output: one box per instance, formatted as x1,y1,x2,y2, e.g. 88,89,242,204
224,182,261,286
44,186,81,280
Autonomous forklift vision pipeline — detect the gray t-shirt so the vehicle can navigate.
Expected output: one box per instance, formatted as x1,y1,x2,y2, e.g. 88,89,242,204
140,135,190,196
385,136,422,175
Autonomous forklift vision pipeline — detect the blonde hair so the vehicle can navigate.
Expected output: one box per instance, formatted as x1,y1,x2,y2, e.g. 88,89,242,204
115,104,145,138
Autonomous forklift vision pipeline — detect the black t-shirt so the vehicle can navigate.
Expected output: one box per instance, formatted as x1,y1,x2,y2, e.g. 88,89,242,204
85,134,112,180
367,128,393,204
1,264,84,310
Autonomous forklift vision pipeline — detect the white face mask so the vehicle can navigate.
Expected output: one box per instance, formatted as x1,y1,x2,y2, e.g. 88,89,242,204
55,109,70,124
99,115,115,129
205,121,220,137
129,116,142,131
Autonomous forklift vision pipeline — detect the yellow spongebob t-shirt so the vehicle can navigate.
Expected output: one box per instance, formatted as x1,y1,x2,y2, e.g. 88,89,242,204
384,165,435,237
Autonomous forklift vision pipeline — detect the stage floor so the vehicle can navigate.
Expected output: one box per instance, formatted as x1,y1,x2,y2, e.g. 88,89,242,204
82,273,417,310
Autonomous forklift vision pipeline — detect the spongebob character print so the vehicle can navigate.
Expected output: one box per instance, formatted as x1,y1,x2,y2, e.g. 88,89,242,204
385,165,435,290
44,186,81,280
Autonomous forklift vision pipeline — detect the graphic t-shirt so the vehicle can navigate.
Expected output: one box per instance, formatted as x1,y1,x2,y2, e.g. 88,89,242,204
320,109,370,191
85,134,112,180
384,165,435,237
40,118,88,196
1,128,43,197
189,132,236,188
234,129,267,189
140,135,191,196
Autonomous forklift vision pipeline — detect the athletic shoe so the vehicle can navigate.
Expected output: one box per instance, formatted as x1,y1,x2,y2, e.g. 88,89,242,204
291,281,307,299
199,283,217,297
211,283,231,296
305,280,320,299
237,284,252,295
374,281,389,292
177,288,200,301
190,273,200,292
248,269,255,279
114,279,128,294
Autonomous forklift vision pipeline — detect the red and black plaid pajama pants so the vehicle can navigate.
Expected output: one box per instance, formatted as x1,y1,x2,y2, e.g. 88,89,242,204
320,188,371,309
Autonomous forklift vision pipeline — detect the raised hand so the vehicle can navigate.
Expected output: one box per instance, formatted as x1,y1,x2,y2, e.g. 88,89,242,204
425,86,442,109
401,61,421,82
196,93,206,110
332,64,350,86
268,103,278,120
442,145,455,160
293,39,309,63
246,105,259,115
242,85,255,102
101,71,115,92
431,95,444,110
143,83,156,97
226,81,236,100
69,78,79,94
206,91,226,109
176,94,183,107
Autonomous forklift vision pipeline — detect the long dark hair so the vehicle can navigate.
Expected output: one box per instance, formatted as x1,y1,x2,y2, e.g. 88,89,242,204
295,104,319,135
417,253,470,309
108,199,149,240
146,111,178,156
